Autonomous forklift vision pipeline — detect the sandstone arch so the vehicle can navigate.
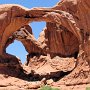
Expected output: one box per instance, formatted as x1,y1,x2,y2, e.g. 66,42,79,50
0,4,81,60
0,0,90,88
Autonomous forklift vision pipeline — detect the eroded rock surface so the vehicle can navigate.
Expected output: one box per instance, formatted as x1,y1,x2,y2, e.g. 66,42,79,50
0,0,90,89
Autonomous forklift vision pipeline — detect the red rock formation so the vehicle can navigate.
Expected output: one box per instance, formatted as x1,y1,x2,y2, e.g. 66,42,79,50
26,0,90,86
50,0,90,86
0,0,90,89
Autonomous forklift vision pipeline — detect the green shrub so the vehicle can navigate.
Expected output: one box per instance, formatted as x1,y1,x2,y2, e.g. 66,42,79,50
39,85,60,90
86,87,90,90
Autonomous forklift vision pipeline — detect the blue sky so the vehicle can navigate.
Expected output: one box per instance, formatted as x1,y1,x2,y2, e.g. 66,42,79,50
1,0,60,63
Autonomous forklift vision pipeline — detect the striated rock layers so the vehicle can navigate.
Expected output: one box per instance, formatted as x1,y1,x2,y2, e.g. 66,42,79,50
0,0,90,89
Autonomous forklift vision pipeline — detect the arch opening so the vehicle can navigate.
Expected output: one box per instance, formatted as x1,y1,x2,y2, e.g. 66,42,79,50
6,40,28,64
30,22,46,39
5,22,46,64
